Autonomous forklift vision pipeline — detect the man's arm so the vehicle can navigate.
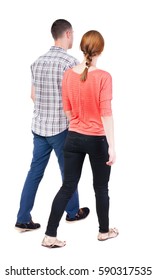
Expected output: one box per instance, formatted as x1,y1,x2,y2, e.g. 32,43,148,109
31,84,35,102
65,110,72,121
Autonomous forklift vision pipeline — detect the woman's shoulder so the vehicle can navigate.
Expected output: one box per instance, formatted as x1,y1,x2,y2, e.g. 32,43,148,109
64,68,73,74
63,68,73,78
95,69,111,78
91,69,112,84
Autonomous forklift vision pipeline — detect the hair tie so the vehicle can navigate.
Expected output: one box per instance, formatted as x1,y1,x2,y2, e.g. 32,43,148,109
85,62,89,69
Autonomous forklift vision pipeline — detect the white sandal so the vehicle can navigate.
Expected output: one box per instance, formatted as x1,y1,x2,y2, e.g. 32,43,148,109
42,235,66,248
98,228,119,241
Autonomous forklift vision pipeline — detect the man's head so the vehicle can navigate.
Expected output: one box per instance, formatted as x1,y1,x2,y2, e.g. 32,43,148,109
51,19,73,50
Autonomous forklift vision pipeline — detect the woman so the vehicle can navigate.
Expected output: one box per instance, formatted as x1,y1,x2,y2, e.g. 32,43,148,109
42,30,119,248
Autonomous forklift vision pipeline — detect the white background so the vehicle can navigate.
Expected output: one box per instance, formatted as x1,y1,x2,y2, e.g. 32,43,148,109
0,0,156,279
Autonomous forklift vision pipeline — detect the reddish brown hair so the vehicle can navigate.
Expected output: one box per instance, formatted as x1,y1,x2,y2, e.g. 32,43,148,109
80,30,104,82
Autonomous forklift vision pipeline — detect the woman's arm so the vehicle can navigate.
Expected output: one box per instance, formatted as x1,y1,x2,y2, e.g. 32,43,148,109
101,115,116,166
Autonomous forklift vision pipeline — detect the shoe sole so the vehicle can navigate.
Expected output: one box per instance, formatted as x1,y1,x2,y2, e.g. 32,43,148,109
15,226,40,233
42,244,65,249
66,217,88,223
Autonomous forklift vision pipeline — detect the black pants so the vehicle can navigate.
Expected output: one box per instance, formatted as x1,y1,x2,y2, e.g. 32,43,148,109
45,131,111,236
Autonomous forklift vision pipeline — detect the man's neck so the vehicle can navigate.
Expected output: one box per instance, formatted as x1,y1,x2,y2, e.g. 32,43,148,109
54,40,67,51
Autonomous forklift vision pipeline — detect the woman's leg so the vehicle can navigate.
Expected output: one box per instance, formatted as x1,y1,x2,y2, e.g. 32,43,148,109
53,129,79,218
89,137,111,233
45,149,85,237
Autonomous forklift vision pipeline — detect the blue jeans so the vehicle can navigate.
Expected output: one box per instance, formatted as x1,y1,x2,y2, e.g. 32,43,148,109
45,131,111,237
17,129,79,223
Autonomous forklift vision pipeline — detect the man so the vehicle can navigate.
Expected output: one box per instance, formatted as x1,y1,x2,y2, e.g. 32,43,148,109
15,19,89,232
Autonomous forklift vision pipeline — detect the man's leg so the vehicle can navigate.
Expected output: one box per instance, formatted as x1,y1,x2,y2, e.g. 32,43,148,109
15,133,52,230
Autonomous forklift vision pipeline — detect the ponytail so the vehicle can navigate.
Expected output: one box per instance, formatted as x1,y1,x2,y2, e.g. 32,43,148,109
80,53,92,82
80,30,104,82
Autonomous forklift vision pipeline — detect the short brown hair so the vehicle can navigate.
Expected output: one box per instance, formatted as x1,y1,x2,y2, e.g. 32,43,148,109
51,19,72,40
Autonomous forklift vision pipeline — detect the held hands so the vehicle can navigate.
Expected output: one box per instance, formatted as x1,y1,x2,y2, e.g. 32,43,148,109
106,147,116,166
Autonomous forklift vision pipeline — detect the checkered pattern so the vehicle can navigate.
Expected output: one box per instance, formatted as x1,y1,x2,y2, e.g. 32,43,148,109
31,46,79,136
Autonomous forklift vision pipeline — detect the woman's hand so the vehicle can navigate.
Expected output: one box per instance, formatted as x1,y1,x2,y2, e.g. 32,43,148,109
106,147,116,166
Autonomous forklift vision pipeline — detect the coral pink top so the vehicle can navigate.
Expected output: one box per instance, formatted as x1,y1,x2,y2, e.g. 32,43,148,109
62,69,112,136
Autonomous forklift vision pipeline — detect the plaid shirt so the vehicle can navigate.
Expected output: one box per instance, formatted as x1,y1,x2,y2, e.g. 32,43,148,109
31,46,79,136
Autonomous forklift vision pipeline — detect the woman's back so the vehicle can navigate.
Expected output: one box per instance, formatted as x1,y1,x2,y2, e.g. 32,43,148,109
62,68,112,136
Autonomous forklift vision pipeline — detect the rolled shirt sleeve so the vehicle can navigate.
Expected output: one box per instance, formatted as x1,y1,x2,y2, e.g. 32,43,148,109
100,73,112,116
30,63,35,85
62,70,72,111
